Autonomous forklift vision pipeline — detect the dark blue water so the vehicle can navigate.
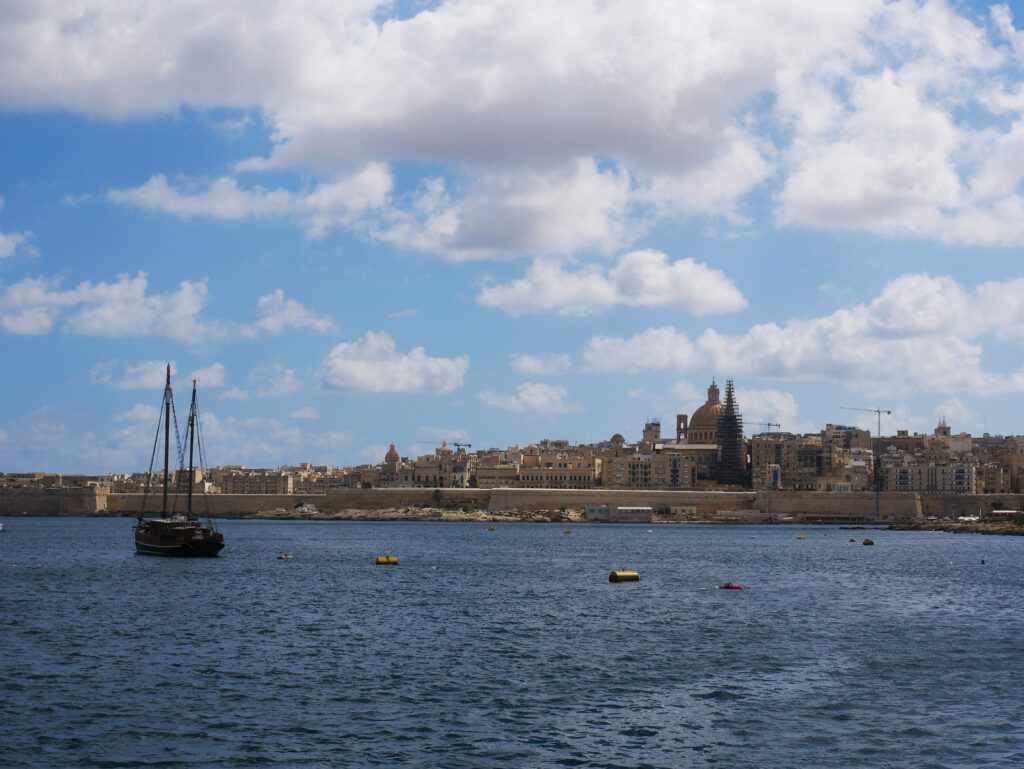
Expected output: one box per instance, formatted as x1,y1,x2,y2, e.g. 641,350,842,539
1,518,1022,768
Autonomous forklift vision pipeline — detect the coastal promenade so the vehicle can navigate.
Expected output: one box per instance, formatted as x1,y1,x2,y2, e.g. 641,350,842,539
4,485,1020,522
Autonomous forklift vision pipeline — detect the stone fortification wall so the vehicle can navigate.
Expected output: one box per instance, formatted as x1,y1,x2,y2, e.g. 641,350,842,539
6,486,1020,521
486,488,756,513
919,494,1024,518
324,487,490,511
107,493,315,516
757,491,921,521
0,487,108,515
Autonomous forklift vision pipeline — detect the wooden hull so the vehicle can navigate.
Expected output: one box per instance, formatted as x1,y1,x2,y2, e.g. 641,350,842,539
134,520,225,557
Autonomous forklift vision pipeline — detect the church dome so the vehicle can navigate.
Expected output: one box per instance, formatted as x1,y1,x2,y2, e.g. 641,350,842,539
385,443,399,461
610,433,626,446
687,380,723,443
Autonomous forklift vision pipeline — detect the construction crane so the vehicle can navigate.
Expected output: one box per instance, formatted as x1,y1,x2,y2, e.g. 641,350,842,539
750,421,781,434
840,406,892,520
452,442,472,451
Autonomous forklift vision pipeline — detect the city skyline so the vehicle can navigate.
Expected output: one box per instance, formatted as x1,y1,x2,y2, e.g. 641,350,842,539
5,1,1024,474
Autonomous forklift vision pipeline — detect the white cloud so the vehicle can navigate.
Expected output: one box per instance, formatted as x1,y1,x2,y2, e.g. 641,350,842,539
243,289,337,336
360,444,390,463
186,412,350,467
0,196,33,259
289,406,319,419
91,360,175,390
479,382,582,414
249,364,302,398
317,331,469,395
510,353,572,376
671,380,703,408
108,164,392,239
8,1,1024,248
935,398,976,431
0,273,215,340
582,272,1024,397
0,272,333,341
735,388,807,434
115,404,160,423
415,426,469,442
381,158,632,259
219,387,249,401
107,174,291,219
479,250,746,316
0,229,31,259
188,363,226,388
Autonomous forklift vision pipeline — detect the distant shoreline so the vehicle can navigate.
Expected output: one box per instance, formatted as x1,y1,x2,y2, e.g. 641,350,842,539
9,508,1024,534
887,520,1024,536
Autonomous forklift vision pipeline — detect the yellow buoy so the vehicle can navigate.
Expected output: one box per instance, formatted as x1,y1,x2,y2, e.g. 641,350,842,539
375,556,399,564
563,529,571,534
796,535,806,539
609,570,639,582
862,539,874,546
487,527,494,531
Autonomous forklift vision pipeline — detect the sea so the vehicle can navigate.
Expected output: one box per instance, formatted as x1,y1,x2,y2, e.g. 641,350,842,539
1,517,1022,769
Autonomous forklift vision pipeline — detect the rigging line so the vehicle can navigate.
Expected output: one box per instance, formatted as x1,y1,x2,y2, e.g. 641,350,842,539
167,396,186,516
194,408,213,519
141,390,166,518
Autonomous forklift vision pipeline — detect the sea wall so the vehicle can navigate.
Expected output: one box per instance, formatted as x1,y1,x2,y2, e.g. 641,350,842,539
0,487,108,515
106,493,316,516
919,494,1024,518
756,491,921,522
324,487,490,511
4,486,1019,521
485,487,756,513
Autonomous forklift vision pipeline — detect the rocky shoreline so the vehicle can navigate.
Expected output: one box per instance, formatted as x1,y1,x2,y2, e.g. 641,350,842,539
887,520,1024,536
242,506,582,523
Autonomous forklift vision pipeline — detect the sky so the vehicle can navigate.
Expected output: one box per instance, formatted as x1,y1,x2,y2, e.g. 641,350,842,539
4,0,1024,474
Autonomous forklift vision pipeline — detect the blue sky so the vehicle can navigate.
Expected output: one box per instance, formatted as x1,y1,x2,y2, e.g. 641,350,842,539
4,0,1024,473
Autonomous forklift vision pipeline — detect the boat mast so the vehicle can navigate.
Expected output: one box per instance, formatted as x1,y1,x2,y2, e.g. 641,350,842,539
187,380,196,519
162,363,171,515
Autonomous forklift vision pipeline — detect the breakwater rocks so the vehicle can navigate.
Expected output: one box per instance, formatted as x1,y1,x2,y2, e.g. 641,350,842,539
245,506,582,523
888,521,1024,536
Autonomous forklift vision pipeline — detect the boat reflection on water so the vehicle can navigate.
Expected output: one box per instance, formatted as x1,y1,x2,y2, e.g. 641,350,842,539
134,364,224,558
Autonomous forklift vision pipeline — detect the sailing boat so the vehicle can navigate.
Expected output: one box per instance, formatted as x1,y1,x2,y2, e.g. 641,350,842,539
134,364,225,557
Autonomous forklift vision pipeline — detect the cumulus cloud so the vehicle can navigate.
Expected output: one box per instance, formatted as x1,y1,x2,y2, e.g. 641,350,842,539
0,271,332,341
108,164,392,238
115,404,160,423
219,387,249,401
189,363,226,387
735,388,808,434
479,250,746,316
91,360,175,390
289,406,319,419
0,229,32,259
479,382,582,414
415,426,469,442
8,1,1024,249
510,353,572,376
184,412,350,467
582,272,1024,397
381,158,632,259
249,364,302,398
0,196,33,260
317,331,469,394
243,289,337,336
0,273,215,339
